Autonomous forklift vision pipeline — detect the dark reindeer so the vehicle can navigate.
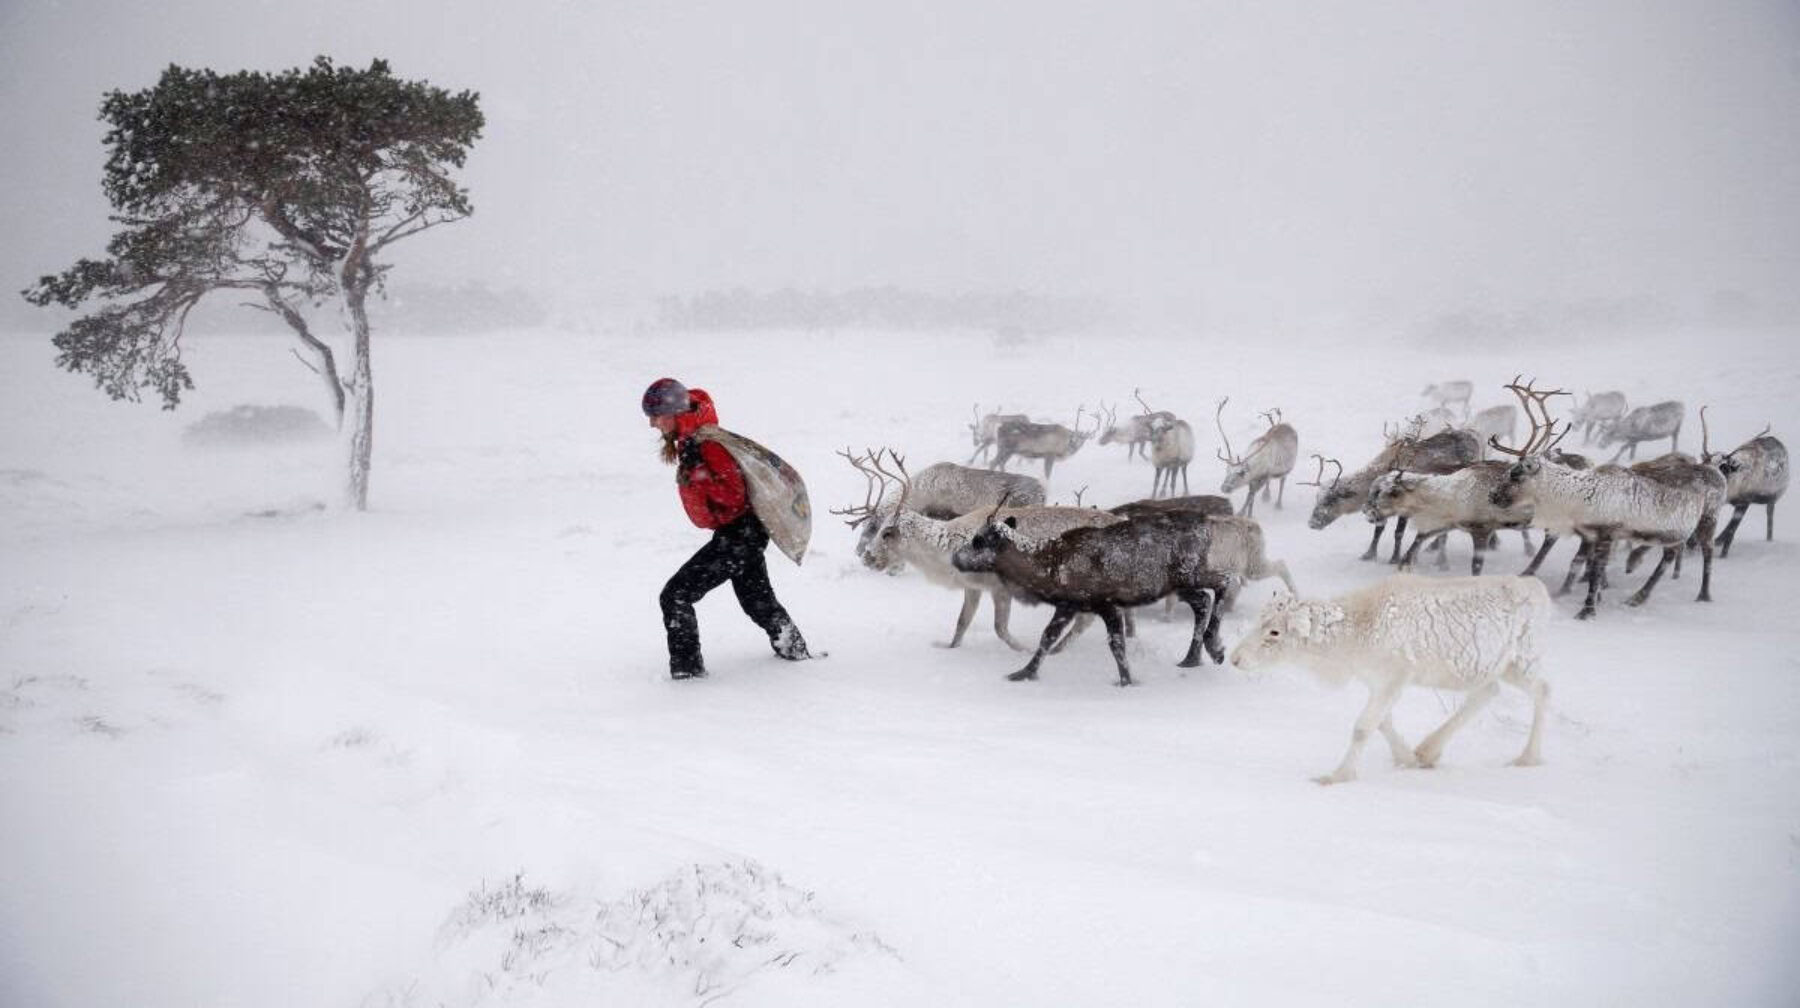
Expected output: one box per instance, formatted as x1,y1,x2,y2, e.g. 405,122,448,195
1702,417,1788,558
951,508,1236,686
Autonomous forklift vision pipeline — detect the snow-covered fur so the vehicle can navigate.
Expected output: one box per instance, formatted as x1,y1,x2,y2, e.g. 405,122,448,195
889,461,1045,519
1363,462,1535,575
1220,423,1299,517
1228,575,1553,784
1491,451,1723,618
1150,419,1195,499
951,511,1235,685
1598,400,1685,462
1714,434,1788,556
858,505,1120,650
1201,515,1297,598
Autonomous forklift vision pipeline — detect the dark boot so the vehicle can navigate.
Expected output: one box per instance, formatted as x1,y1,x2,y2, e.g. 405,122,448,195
770,621,813,660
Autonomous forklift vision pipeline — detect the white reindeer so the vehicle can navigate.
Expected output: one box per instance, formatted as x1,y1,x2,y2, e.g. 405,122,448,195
1229,575,1553,785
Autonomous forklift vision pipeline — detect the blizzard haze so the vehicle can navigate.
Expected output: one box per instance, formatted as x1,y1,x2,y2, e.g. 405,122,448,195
4,0,1800,326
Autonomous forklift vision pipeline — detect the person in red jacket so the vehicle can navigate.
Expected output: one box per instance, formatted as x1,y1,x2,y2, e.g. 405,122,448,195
644,377,812,679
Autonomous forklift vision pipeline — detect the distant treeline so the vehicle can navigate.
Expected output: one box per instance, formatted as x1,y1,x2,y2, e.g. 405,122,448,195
654,287,1111,333
379,282,549,333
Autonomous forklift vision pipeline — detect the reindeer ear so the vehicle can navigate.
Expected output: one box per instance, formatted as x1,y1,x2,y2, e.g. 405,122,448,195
1003,516,1019,529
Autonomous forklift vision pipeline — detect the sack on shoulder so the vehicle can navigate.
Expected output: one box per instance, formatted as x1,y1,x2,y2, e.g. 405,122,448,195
691,425,811,565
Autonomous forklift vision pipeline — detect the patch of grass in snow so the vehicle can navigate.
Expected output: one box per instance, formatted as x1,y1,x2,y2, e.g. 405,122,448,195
385,861,898,1006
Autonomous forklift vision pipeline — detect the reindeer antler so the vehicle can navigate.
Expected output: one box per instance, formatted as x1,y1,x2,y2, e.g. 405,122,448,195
1214,396,1237,464
869,448,912,515
1133,387,1154,415
1490,376,1573,459
1296,453,1342,488
1259,407,1282,429
830,448,887,527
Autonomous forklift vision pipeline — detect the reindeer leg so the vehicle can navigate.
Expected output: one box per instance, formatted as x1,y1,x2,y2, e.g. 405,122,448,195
1397,531,1428,572
1626,546,1677,606
941,589,981,648
1433,531,1451,570
1414,681,1500,769
1624,544,1652,574
1714,502,1748,556
1503,661,1550,767
1695,512,1716,602
991,592,1034,652
1469,527,1488,576
1558,537,1588,597
1389,516,1410,564
1276,475,1287,508
1379,713,1418,768
1578,534,1612,619
1360,521,1385,561
1318,677,1407,785
1009,607,1077,681
1176,589,1216,667
1522,531,1558,576
1048,613,1094,654
1203,586,1228,664
1043,458,1054,482
1518,527,1536,555
1180,464,1189,497
1098,605,1133,686
1767,500,1777,542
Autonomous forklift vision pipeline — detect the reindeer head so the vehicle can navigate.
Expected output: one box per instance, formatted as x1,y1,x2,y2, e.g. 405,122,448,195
834,448,913,572
1486,377,1573,507
1228,592,1328,672
1297,454,1350,529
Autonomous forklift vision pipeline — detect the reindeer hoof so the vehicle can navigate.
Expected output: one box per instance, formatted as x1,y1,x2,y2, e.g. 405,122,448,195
1312,773,1351,786
1576,607,1597,621
1114,678,1136,688
1625,595,1648,608
1176,656,1202,669
1696,592,1712,603
1509,755,1543,768
1006,669,1038,682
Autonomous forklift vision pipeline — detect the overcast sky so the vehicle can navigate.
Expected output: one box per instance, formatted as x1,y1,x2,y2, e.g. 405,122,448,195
3,0,1798,328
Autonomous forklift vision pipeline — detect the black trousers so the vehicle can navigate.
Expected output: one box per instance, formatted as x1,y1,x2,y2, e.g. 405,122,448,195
659,514,806,673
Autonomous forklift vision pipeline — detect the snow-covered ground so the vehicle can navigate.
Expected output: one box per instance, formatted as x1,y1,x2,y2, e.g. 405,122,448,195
2,325,1797,1006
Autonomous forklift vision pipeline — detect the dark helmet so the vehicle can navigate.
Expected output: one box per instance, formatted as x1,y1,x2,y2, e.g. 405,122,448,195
641,377,691,416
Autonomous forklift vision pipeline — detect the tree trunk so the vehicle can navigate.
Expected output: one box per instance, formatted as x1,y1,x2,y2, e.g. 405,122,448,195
340,281,375,511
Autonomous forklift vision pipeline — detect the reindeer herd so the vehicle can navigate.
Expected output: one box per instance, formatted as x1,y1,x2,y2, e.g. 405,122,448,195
837,378,1789,783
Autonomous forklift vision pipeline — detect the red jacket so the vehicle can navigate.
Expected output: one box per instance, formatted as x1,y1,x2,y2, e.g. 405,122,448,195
671,388,750,529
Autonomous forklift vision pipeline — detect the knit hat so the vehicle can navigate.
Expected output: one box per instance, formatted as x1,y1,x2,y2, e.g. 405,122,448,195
641,377,691,416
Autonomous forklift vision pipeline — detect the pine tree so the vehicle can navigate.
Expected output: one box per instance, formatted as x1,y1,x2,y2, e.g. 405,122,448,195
22,57,484,511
